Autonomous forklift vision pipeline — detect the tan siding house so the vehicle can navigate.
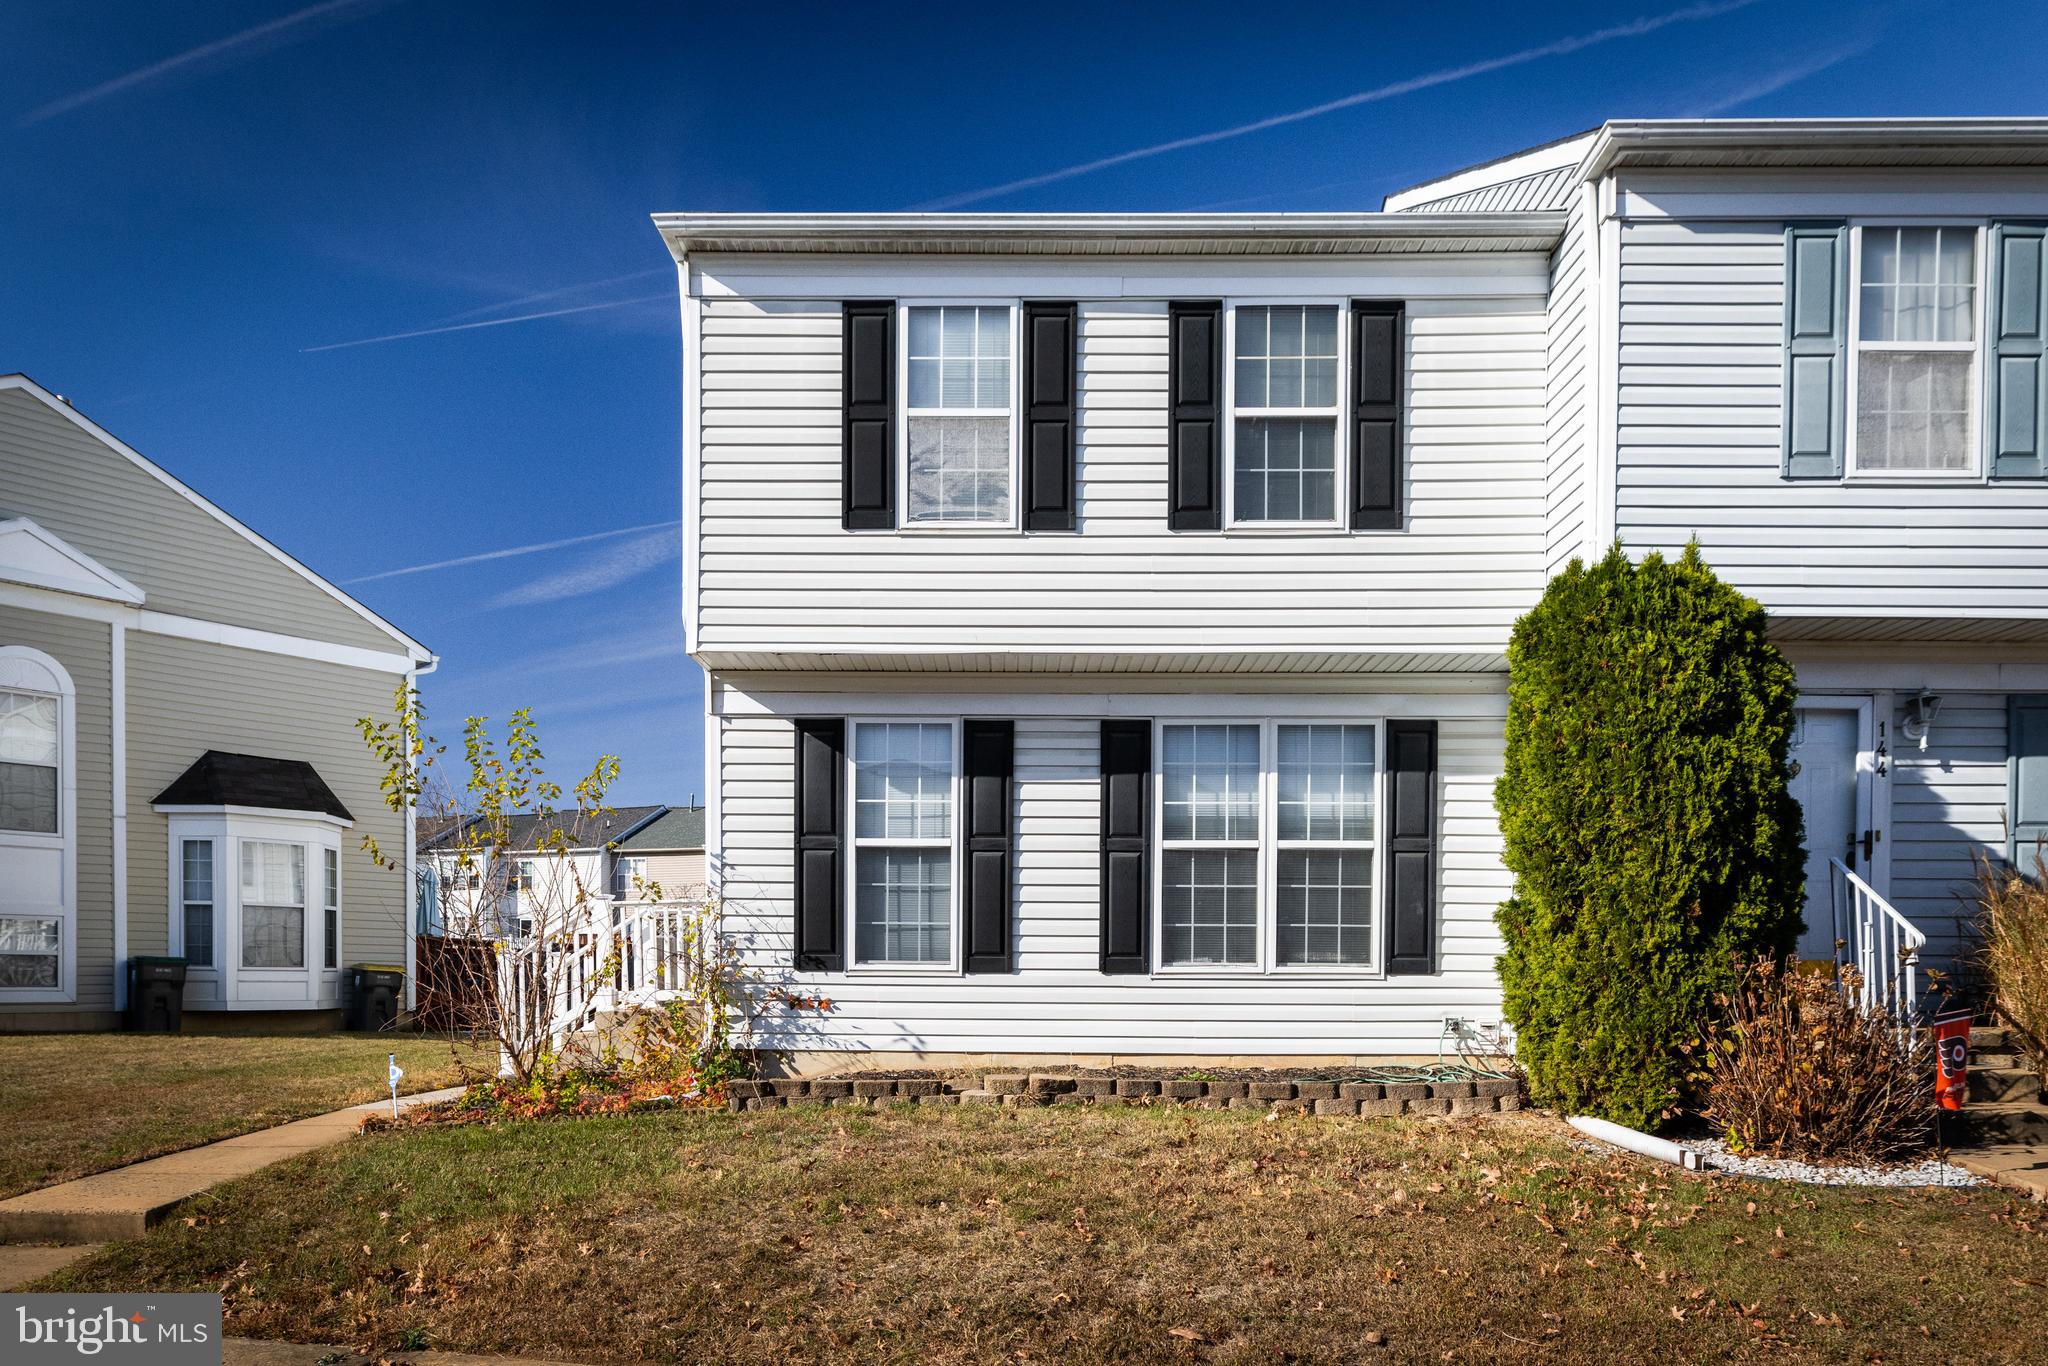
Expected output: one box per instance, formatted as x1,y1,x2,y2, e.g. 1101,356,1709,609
0,375,431,1028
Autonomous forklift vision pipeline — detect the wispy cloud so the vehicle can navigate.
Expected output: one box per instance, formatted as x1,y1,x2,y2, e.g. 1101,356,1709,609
17,0,396,127
301,292,673,353
1685,39,1874,116
345,520,679,585
488,529,679,610
435,269,673,325
916,0,1763,209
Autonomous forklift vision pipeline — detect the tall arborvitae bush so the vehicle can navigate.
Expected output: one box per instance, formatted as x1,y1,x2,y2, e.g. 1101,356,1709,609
1495,543,1805,1128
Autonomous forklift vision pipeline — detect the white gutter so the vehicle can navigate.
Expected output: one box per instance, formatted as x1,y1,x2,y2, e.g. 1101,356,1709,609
1578,117,2048,181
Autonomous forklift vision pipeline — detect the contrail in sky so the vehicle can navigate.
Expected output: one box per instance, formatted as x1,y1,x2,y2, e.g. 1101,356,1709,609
17,0,395,126
344,521,680,584
916,0,1764,208
300,293,672,352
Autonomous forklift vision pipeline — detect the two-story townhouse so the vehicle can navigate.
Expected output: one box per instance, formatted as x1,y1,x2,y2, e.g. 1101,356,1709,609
655,212,1560,1067
418,805,669,937
1387,118,2048,983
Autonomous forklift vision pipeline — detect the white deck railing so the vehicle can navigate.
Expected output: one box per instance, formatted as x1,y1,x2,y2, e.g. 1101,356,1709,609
496,897,710,1052
1828,857,1926,1018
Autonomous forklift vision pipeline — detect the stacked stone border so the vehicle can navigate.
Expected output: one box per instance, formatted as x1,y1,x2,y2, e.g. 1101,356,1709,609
729,1072,1523,1118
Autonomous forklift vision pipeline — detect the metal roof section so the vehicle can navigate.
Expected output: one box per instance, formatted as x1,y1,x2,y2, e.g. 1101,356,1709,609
1381,130,1596,212
653,212,1565,259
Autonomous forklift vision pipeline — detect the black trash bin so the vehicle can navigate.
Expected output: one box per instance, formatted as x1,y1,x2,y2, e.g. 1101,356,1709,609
347,964,405,1031
126,956,186,1032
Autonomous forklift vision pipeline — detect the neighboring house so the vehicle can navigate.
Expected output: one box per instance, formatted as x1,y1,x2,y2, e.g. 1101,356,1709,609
417,805,671,936
654,117,2048,1068
614,805,707,900
0,374,434,1029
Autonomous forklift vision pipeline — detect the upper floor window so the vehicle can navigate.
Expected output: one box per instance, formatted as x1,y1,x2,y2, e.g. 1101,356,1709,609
1852,226,1980,475
904,305,1014,526
1230,305,1342,524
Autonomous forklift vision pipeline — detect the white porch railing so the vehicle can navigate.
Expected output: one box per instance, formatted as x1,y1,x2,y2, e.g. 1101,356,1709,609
497,897,709,1052
1828,857,1926,1018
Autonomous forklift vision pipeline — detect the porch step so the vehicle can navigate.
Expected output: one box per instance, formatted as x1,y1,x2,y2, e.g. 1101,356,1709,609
1968,1068,2046,1105
1970,1026,2011,1051
1961,1102,2048,1147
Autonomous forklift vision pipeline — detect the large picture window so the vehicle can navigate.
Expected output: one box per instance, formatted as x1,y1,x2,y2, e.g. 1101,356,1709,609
1157,720,1382,972
1852,225,1980,474
851,721,956,965
1230,305,1342,524
241,840,306,970
904,305,1013,525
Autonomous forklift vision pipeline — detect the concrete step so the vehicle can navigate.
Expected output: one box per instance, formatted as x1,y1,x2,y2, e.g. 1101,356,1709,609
1953,1139,2048,1202
1971,1027,2012,1051
1972,1051,2026,1071
1960,1102,2048,1147
1968,1069,2046,1105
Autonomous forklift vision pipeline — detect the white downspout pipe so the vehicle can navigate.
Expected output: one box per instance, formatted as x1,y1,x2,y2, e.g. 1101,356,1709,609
1569,1114,1704,1171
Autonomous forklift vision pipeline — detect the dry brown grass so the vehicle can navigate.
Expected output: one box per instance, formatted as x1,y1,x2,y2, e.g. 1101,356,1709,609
43,1103,2048,1363
0,1032,490,1198
1975,847,2048,1077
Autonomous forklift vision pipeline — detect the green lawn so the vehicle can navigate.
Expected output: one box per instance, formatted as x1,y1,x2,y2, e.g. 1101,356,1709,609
40,1104,2048,1363
0,1032,491,1199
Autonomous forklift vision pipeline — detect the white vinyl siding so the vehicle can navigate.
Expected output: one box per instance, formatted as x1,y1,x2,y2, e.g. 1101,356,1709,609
1544,203,1593,575
692,283,1548,665
713,685,1510,1057
1612,218,2048,621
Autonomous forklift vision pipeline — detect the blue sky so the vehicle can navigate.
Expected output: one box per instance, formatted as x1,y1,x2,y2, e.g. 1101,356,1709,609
2,0,2033,804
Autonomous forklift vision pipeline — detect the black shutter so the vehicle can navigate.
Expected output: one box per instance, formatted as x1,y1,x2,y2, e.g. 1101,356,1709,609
841,300,894,529
792,718,845,971
962,719,1015,972
1385,719,1438,975
1021,302,1078,530
1099,719,1151,973
1167,301,1222,530
1351,300,1405,529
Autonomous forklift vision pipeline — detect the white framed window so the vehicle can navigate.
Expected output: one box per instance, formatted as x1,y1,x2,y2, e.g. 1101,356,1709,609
241,840,306,970
182,839,215,969
612,855,646,899
901,303,1017,527
1155,719,1383,974
1227,303,1344,526
848,719,958,968
323,847,339,971
1849,224,1983,476
0,689,60,836
0,648,76,1002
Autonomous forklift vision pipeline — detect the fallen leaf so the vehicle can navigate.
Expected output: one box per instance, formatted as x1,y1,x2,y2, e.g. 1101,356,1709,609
1168,1327,1210,1344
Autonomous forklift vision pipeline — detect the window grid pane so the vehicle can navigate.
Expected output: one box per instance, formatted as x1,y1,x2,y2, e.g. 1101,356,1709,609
1856,351,1974,471
907,415,1010,523
241,841,306,969
907,306,1010,412
855,848,951,964
1276,851,1374,966
324,848,339,970
1234,418,1336,523
0,916,60,988
854,723,952,840
1162,724,1260,842
1162,849,1259,966
1276,724,1376,842
182,839,214,968
1233,305,1339,410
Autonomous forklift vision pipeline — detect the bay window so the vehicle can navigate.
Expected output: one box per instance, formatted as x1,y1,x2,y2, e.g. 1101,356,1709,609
850,720,956,966
1230,305,1342,524
1852,225,1981,474
1158,720,1382,972
241,840,306,970
903,305,1014,525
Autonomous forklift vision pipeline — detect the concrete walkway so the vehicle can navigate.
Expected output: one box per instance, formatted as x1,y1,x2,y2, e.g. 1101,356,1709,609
0,1086,465,1257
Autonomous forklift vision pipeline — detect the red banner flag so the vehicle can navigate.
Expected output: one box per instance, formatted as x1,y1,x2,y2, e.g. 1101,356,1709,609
1933,1007,1972,1112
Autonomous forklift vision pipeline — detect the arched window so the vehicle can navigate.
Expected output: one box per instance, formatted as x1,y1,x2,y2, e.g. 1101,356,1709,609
0,646,77,1000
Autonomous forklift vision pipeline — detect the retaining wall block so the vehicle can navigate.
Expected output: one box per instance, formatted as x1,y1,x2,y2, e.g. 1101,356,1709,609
1315,1098,1361,1117
1339,1082,1384,1102
1029,1074,1079,1095
896,1078,943,1097
852,1080,894,1099
1475,1078,1520,1099
1358,1098,1404,1118
809,1080,853,1099
1161,1079,1205,1100
1248,1082,1296,1101
1204,1080,1249,1100
1383,1083,1427,1103
1405,1097,1452,1117
1075,1077,1118,1098
1294,1082,1339,1102
1449,1095,1495,1116
1117,1078,1162,1098
986,1073,1029,1096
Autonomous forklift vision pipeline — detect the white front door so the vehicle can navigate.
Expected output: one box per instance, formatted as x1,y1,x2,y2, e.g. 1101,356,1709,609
1786,700,1874,962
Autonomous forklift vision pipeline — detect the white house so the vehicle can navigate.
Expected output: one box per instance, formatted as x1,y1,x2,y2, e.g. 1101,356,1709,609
654,118,2048,1070
418,804,706,937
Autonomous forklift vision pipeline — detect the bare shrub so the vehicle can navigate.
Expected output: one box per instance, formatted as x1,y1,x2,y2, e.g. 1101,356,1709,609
1972,846,2048,1078
1698,959,1935,1161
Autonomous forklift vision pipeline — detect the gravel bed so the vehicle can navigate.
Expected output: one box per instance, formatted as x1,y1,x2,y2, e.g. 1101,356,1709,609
1680,1138,1982,1188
